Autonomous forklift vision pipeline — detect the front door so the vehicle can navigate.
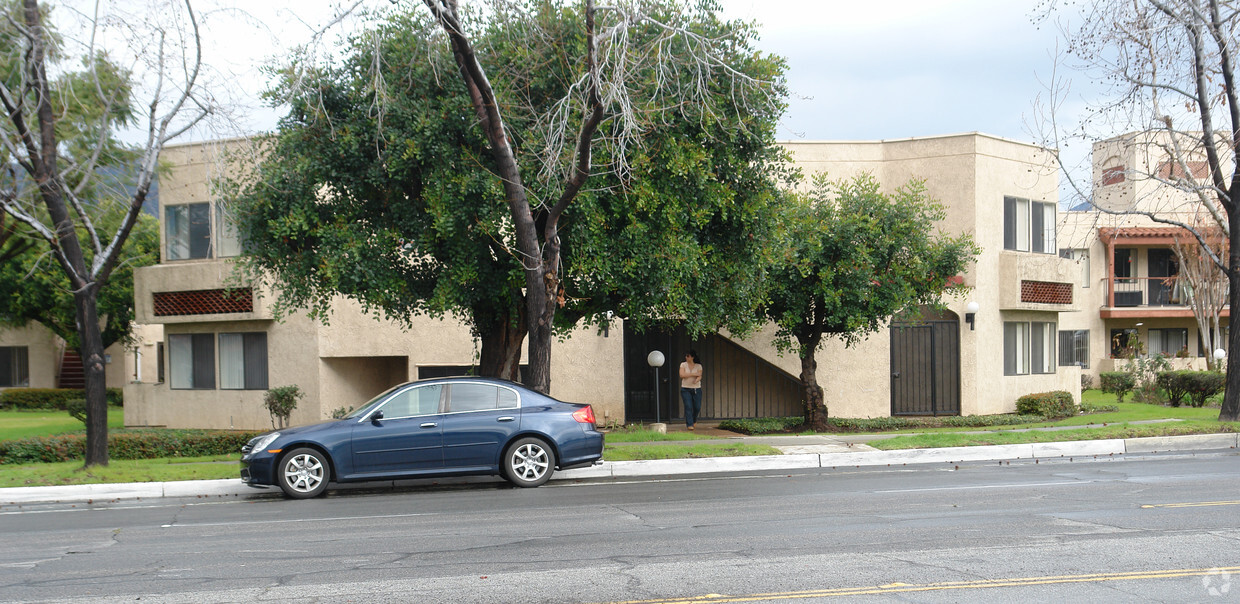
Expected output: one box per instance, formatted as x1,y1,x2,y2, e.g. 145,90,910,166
350,383,445,475
1148,248,1178,305
890,320,961,416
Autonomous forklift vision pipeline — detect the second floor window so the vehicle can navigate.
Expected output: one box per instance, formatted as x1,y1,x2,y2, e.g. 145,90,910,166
167,203,212,260
1003,196,1056,253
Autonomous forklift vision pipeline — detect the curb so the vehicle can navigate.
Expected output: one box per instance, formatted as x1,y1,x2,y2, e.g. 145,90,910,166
1,433,1235,505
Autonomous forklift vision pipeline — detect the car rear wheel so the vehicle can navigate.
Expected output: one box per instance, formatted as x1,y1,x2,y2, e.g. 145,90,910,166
503,437,555,487
278,447,330,499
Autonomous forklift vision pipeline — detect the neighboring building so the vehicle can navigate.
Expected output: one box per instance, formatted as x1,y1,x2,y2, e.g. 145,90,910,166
1058,132,1230,384
124,133,1083,430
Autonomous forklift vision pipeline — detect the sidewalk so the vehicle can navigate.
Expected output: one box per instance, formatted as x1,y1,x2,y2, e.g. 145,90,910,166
0,430,1235,505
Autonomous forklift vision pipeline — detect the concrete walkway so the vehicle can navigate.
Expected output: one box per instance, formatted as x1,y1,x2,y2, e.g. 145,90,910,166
0,429,1235,506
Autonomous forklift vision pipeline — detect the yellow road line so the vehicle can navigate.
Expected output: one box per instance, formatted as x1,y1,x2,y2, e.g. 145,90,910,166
1142,500,1240,508
606,566,1240,603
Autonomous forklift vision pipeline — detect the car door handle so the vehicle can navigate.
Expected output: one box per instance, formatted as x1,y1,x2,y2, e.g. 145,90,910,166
497,416,515,422
420,422,438,428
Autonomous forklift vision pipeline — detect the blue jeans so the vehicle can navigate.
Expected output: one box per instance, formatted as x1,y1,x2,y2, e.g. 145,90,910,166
680,387,702,427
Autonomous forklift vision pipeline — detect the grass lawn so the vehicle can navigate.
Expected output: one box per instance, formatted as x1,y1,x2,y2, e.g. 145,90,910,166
0,406,125,442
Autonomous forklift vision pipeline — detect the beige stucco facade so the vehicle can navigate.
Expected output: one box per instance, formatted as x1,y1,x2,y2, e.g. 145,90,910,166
123,133,1087,429
0,321,135,392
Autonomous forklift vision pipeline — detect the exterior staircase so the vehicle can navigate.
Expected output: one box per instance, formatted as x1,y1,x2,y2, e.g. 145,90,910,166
58,350,85,389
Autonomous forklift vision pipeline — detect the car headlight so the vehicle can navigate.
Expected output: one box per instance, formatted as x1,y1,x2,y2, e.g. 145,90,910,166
247,432,281,453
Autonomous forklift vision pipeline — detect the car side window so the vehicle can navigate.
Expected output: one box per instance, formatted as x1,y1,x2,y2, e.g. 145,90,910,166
379,384,443,418
448,383,499,413
497,387,518,409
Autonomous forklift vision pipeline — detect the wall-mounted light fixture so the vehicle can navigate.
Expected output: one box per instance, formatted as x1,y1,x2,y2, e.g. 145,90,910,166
964,301,980,331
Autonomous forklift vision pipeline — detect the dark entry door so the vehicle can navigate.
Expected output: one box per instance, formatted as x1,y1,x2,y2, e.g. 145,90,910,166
890,320,960,416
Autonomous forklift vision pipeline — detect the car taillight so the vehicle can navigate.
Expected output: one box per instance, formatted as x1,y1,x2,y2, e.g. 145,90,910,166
572,405,595,424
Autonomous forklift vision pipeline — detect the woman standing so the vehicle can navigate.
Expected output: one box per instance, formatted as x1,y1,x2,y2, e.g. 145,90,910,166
679,349,703,430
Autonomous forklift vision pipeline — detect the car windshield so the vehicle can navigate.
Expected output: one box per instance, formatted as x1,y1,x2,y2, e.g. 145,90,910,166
342,384,408,420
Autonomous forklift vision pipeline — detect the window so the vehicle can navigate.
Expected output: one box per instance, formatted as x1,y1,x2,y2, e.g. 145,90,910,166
219,333,268,390
216,204,243,258
1148,328,1189,357
1111,328,1139,358
169,333,214,389
1004,321,1056,375
449,383,500,412
156,342,165,383
1114,248,1134,281
1004,196,1056,253
1058,330,1090,369
1059,248,1090,288
1101,165,1126,186
380,384,443,418
166,203,212,260
0,346,29,387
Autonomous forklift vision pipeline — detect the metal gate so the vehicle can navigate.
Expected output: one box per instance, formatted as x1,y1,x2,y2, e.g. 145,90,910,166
890,320,960,416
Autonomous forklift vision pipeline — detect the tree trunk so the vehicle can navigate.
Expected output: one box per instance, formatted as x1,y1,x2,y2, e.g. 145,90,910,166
477,305,526,382
1221,219,1240,421
797,338,827,430
524,265,555,393
75,289,109,467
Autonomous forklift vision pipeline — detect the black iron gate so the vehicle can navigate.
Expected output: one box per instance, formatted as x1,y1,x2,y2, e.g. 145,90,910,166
890,320,961,416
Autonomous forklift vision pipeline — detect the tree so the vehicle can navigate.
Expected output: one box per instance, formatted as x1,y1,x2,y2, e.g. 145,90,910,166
415,0,783,393
236,0,787,385
0,210,159,351
763,174,978,430
1171,221,1228,370
1037,0,1240,421
0,0,212,466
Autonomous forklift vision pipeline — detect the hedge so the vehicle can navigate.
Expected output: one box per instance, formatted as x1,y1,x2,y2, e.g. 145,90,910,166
0,429,260,464
1155,371,1226,408
0,388,123,410
1015,390,1078,420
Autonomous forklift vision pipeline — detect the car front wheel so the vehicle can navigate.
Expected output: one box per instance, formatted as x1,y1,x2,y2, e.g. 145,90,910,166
278,447,330,499
503,437,555,487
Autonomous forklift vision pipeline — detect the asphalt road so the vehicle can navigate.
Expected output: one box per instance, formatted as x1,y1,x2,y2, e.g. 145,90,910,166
1,452,1239,603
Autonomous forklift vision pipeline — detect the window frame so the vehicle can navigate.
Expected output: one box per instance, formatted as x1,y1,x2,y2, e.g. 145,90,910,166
219,332,268,390
1004,196,1056,254
1005,321,1057,376
0,346,30,388
168,333,215,390
166,202,213,260
1058,329,1090,369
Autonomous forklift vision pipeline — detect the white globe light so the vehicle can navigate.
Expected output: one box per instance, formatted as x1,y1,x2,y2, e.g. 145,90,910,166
966,301,980,314
647,350,665,367
1214,348,1227,361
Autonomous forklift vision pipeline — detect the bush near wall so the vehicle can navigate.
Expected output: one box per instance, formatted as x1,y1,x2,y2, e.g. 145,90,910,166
1155,371,1226,408
1015,391,1078,420
0,429,259,464
1099,372,1136,403
0,388,123,410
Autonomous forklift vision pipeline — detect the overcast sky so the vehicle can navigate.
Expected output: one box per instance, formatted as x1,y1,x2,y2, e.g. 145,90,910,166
174,0,1080,148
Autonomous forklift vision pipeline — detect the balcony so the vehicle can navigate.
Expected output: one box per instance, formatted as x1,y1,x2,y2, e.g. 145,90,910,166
1101,275,1230,319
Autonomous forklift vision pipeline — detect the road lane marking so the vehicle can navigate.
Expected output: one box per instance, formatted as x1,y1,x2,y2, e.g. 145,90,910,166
161,512,431,528
1142,500,1240,508
875,480,1090,493
605,566,1240,603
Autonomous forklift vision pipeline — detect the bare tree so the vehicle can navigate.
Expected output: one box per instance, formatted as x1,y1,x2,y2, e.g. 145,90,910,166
1037,0,1240,421
0,0,212,465
1172,220,1229,369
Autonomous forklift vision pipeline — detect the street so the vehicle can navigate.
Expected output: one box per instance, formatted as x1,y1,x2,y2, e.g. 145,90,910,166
1,452,1238,602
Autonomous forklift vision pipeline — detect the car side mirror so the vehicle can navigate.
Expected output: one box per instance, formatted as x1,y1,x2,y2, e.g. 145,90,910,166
369,410,384,422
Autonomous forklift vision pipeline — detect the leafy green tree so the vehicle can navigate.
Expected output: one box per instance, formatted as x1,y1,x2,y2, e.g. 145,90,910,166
0,211,159,350
0,0,212,466
234,1,788,382
764,174,979,430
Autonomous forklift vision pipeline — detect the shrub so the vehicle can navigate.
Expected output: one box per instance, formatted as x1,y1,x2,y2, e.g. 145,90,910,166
0,429,261,464
1081,374,1093,391
1184,371,1226,408
1015,391,1078,420
0,388,123,410
718,417,805,434
264,385,303,429
1099,372,1136,403
329,406,354,419
65,399,88,424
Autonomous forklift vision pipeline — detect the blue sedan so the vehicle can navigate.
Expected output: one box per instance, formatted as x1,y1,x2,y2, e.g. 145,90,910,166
240,377,605,498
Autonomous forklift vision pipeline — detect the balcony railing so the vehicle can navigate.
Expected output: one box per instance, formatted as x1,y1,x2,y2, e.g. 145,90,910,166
1108,276,1212,307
